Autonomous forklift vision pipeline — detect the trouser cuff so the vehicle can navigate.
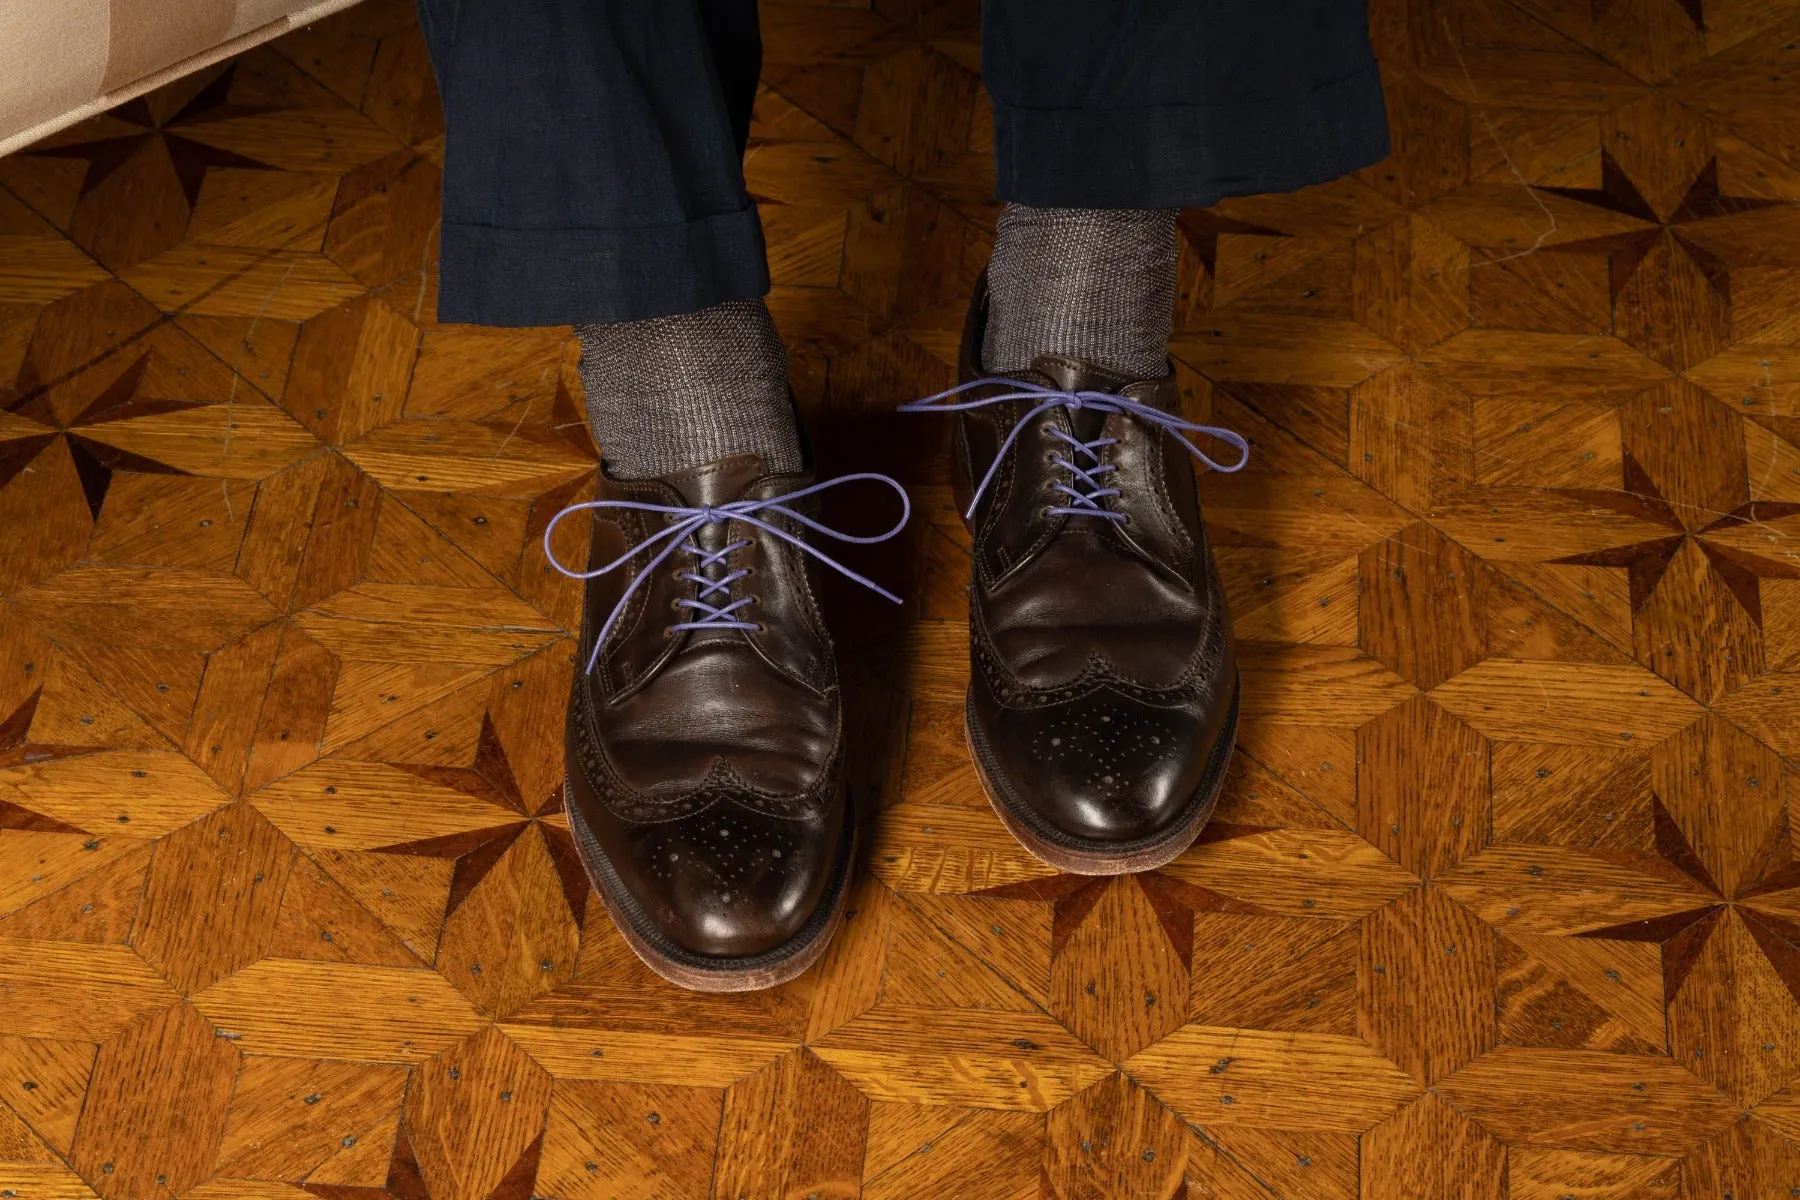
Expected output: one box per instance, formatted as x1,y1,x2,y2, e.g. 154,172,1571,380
436,204,771,326
993,63,1390,210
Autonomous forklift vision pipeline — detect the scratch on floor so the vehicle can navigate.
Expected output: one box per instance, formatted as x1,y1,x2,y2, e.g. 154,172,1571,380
1451,22,1559,268
222,256,299,466
491,362,553,462
413,218,443,326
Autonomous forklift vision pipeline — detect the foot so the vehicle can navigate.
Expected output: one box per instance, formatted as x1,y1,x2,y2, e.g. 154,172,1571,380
920,276,1242,875
553,452,906,989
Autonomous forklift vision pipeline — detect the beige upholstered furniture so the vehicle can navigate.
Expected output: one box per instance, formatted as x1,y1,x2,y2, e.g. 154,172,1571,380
0,0,366,158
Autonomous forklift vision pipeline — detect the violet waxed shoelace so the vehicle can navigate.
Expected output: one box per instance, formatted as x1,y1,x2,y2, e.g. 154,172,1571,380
543,473,912,674
898,378,1250,520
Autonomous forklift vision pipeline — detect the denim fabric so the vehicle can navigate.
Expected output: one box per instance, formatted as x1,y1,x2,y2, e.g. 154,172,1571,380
421,0,1387,326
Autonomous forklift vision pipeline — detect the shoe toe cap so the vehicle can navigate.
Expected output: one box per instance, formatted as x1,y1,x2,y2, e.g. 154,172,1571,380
617,799,839,960
980,688,1222,845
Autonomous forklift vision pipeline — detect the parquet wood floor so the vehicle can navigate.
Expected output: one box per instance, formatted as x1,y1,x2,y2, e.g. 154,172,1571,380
2,0,1800,1195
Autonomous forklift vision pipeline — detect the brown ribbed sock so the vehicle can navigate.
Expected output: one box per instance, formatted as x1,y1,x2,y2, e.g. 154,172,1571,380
982,204,1178,379
577,298,802,479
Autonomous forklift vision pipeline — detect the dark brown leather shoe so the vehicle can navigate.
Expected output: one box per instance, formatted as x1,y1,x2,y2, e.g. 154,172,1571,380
550,452,907,990
902,277,1245,875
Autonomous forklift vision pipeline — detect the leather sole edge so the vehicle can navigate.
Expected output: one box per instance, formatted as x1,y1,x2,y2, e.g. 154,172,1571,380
563,782,856,993
963,672,1240,876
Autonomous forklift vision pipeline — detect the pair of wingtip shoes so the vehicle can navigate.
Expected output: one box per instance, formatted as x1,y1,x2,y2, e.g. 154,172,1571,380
557,279,1241,991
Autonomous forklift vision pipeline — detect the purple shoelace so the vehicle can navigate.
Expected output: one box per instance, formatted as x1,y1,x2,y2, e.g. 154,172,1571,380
544,473,911,674
898,378,1250,519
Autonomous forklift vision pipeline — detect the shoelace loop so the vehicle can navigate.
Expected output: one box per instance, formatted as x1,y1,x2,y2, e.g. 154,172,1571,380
544,473,911,674
898,377,1250,519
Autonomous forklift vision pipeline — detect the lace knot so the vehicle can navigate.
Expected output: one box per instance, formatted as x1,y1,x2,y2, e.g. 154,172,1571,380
544,473,911,674
898,377,1249,519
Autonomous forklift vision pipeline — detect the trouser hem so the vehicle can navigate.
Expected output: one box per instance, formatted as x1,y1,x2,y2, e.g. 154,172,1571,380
435,204,771,326
993,63,1390,209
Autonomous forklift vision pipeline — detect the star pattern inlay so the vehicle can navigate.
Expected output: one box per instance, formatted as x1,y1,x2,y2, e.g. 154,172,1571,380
26,63,280,269
372,715,588,926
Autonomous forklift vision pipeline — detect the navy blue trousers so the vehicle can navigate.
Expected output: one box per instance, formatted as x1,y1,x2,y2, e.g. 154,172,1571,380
418,0,1388,326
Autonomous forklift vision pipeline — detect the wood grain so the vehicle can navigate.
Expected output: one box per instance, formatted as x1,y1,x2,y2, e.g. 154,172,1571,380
2,0,1800,1193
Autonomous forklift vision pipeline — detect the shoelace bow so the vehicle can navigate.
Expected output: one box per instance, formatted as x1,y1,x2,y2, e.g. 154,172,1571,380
898,378,1250,520
544,473,911,674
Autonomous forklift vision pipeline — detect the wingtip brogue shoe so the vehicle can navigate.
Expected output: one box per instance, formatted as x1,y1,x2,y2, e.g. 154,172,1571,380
911,278,1243,875
556,452,906,989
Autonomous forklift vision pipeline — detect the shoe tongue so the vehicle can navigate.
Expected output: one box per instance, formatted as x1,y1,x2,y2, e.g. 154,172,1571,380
661,452,769,508
1028,353,1138,396
1026,354,1135,440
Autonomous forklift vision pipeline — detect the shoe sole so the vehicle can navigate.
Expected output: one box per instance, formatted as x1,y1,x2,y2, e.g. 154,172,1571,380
962,671,1240,876
564,781,856,993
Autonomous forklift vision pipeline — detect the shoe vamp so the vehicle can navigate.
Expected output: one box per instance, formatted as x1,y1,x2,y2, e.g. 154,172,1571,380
984,526,1206,689
600,640,836,798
